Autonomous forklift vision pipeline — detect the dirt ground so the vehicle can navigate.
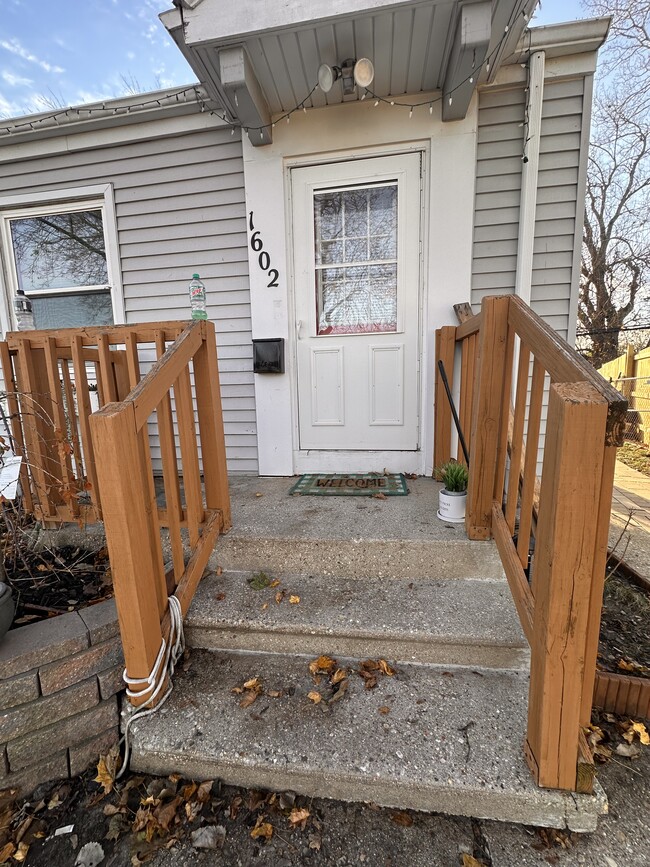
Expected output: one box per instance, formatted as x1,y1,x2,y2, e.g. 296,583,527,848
1,712,648,867
598,573,650,676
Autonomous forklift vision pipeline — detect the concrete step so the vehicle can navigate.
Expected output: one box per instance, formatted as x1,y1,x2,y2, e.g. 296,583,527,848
210,476,505,581
129,649,606,832
186,572,530,671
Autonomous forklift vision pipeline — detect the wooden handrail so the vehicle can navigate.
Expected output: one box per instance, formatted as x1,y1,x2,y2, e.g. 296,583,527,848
435,293,624,793
4,321,187,350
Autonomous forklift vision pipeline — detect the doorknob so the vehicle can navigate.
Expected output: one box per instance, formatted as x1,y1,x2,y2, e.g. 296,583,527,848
296,319,303,340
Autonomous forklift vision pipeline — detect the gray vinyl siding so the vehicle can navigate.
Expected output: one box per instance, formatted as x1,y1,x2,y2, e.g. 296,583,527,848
0,118,257,474
472,77,585,342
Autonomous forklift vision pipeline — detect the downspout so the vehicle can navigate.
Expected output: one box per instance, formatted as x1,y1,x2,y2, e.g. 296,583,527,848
515,50,545,306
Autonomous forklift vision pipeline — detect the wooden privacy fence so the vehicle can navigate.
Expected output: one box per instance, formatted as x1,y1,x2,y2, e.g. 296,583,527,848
597,345,650,445
2,319,231,708
435,295,626,793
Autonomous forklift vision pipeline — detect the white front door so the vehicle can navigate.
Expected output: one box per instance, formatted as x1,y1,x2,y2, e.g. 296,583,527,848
292,153,422,465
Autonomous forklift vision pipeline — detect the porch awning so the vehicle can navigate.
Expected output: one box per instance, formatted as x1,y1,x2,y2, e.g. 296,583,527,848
161,0,539,145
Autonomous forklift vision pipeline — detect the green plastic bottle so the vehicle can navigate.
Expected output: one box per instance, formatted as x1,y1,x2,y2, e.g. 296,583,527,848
189,273,207,320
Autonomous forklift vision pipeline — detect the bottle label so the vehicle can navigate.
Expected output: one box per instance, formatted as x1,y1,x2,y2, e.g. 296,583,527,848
190,288,204,298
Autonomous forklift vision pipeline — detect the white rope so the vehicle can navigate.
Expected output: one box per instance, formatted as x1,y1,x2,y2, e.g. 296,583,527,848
116,594,185,778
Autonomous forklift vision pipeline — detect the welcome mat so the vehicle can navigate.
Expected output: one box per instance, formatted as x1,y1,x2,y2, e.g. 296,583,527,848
289,473,409,497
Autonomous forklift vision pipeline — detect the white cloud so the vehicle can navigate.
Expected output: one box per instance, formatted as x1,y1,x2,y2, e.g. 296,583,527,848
0,37,64,74
1,69,33,87
126,51,135,60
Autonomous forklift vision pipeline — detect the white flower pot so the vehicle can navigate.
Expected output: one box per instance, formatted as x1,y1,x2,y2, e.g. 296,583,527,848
437,488,467,523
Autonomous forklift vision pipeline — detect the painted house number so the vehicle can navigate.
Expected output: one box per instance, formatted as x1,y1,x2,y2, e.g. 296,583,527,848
249,212,279,288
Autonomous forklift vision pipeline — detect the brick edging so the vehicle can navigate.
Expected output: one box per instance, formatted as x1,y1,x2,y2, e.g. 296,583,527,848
0,597,124,797
593,671,650,720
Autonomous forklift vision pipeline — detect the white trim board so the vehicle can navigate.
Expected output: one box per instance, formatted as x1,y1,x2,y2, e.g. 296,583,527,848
241,92,477,476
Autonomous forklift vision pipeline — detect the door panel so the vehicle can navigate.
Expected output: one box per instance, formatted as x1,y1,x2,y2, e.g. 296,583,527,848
292,153,421,453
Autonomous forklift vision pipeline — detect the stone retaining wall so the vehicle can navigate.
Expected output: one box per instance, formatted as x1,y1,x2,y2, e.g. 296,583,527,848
0,599,124,797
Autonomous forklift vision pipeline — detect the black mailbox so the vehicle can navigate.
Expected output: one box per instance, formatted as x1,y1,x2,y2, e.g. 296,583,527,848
252,338,284,373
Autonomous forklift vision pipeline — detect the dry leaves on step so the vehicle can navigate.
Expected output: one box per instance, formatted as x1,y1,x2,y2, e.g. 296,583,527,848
379,706,391,715
309,655,337,676
288,807,310,828
191,825,226,850
289,595,300,604
308,691,322,704
372,492,388,500
462,856,486,867
617,658,649,674
615,742,641,758
232,676,264,708
357,658,398,689
275,590,286,604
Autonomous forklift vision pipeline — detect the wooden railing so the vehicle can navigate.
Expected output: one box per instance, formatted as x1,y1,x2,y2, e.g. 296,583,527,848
2,320,231,708
435,295,626,793
89,319,230,706
1,321,188,524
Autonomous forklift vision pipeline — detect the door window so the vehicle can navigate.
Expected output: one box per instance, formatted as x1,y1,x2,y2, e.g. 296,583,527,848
314,182,398,335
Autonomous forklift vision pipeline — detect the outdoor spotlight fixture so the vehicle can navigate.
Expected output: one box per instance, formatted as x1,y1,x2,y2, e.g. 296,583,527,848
318,58,375,95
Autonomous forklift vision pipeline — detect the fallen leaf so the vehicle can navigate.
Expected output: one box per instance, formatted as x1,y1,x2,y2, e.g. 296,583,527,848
615,742,641,758
308,691,322,704
379,706,391,714
229,795,243,820
390,811,413,827
289,595,300,604
275,590,286,604
196,780,214,803
359,659,379,672
261,602,269,611
105,813,130,842
373,492,388,500
153,796,182,832
270,580,281,588
267,689,284,698
308,832,322,851
462,856,485,867
255,492,263,498
248,571,272,590
231,686,244,694
240,691,258,709
329,679,349,704
185,800,202,822
94,744,121,795
12,843,29,863
191,825,226,850
630,721,650,745
244,677,261,690
379,659,396,676
331,668,348,685
215,593,226,602
618,659,637,671
215,566,223,576
289,807,310,826
250,816,273,840
0,843,15,864
309,655,337,675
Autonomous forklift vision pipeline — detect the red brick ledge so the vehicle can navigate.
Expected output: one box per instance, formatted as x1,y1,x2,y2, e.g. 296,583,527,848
593,671,650,720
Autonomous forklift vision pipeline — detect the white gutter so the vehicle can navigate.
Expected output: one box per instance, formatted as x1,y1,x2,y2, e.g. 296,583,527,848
514,50,545,306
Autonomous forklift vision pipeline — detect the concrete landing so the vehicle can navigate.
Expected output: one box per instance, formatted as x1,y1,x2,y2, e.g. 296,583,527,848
129,649,606,832
210,477,505,580
186,572,530,670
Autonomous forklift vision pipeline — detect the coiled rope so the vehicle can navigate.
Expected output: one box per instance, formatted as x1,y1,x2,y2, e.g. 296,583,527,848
116,594,185,778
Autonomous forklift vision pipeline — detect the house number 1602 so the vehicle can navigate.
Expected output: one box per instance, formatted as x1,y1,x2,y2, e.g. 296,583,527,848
249,212,279,288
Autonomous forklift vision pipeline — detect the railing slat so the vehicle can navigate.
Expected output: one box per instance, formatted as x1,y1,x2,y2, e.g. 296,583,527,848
433,326,456,469
517,358,545,573
0,343,33,513
97,333,118,404
155,331,185,583
505,342,531,533
525,381,608,790
60,358,84,485
194,321,232,530
175,366,204,548
494,323,515,504
43,337,78,517
71,335,101,516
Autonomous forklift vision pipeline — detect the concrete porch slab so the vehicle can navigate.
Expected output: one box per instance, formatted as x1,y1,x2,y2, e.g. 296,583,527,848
129,649,606,832
210,477,505,580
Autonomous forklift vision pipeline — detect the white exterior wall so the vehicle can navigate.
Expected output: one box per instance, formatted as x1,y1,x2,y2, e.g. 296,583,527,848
241,93,478,477
0,112,257,474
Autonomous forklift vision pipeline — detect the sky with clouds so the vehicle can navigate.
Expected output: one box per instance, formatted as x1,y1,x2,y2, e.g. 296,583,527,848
0,0,586,120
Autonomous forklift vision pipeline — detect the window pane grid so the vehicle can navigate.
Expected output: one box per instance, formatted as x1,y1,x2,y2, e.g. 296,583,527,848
314,183,398,335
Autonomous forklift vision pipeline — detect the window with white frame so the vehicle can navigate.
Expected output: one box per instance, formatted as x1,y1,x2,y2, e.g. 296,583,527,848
0,187,123,331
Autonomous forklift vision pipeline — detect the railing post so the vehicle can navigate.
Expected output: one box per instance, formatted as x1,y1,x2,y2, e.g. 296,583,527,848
90,401,166,707
433,326,457,469
194,321,232,531
525,382,608,790
466,295,511,540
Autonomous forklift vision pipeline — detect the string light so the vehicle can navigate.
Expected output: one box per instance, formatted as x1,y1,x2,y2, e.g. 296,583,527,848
1,4,523,140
